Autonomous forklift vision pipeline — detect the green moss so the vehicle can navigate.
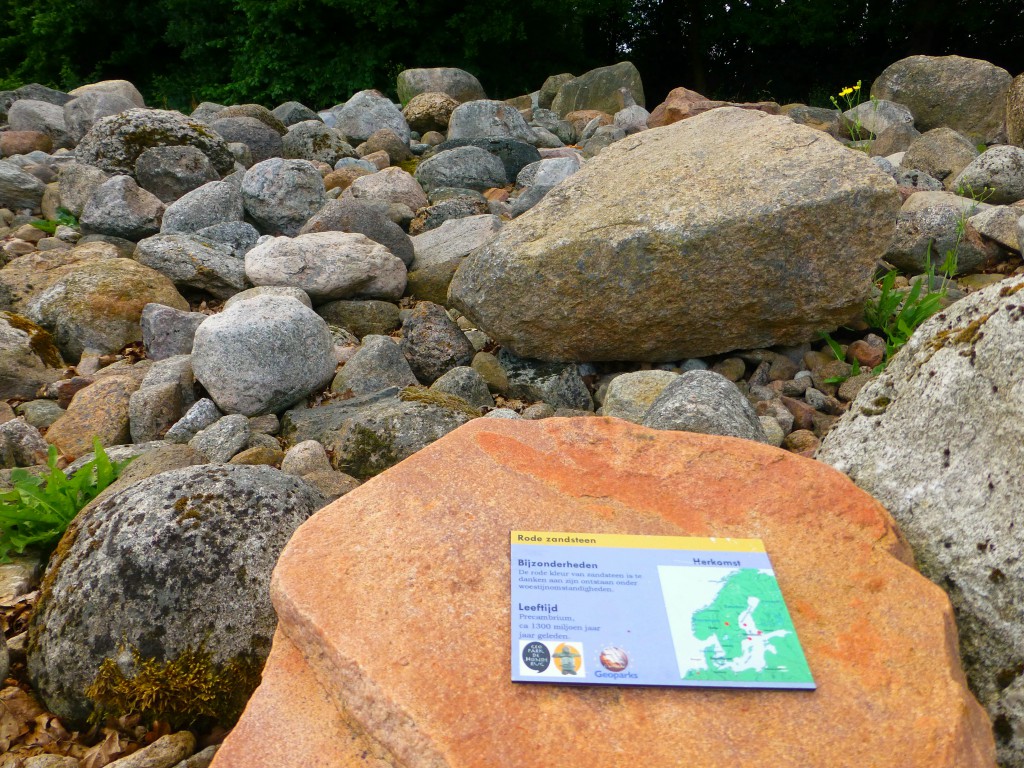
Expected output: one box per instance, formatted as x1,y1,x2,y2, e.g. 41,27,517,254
1,311,63,368
86,643,262,730
399,385,480,418
398,157,421,174
336,423,398,480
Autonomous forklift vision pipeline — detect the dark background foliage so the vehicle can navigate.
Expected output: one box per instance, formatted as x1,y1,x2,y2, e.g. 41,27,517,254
0,0,1021,112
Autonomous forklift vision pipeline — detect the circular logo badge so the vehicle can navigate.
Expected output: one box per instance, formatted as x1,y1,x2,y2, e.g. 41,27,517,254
522,641,551,672
599,646,629,672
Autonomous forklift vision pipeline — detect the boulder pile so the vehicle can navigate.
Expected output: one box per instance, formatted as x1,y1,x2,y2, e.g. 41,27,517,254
0,53,1020,766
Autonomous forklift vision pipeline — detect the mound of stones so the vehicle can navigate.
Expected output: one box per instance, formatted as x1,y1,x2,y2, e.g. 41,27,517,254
214,418,994,767
0,53,1020,761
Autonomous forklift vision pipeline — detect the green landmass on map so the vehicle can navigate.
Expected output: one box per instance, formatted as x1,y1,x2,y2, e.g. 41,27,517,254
686,568,813,684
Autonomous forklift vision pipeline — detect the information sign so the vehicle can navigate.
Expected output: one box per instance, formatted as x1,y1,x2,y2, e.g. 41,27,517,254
510,531,815,689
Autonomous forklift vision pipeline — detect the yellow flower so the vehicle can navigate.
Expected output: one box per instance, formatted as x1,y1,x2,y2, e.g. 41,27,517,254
853,83,861,90
839,87,853,97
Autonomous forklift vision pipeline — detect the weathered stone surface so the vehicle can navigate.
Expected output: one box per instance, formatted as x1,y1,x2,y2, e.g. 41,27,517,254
0,418,49,467
430,365,493,409
272,101,318,127
397,301,474,384
332,335,417,395
106,732,195,768
1008,73,1024,148
68,79,145,108
63,91,136,144
244,231,406,303
216,104,287,135
161,181,243,234
511,156,581,217
647,89,778,129
26,258,187,363
884,191,997,275
901,127,980,190
450,107,899,361
340,167,427,213
75,108,234,176
871,55,1012,144
7,100,72,149
601,369,677,423
130,381,184,443
396,68,486,106
57,161,109,218
411,214,502,272
402,92,459,134
363,128,412,165
196,221,260,257
415,146,507,193
0,160,47,210
135,145,219,203
969,205,1022,252
315,299,400,338
818,273,1024,767
28,464,324,724
0,312,64,399
0,130,53,157
447,100,536,143
498,349,593,410
299,198,414,267
842,99,914,139
332,90,410,144
215,418,994,768
135,234,248,299
428,137,541,183
189,413,251,462
44,374,138,457
192,295,336,416
282,121,355,165
209,116,284,165
79,175,164,240
952,145,1024,205
241,158,326,236
550,61,645,118
642,370,769,443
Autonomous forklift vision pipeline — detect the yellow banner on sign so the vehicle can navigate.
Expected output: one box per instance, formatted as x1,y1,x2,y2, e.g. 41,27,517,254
511,531,766,552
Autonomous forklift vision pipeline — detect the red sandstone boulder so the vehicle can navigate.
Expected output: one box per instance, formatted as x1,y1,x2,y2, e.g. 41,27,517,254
648,86,780,128
215,418,994,768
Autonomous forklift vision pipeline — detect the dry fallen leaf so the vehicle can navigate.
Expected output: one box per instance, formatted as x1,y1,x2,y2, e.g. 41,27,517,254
81,729,135,768
0,687,44,751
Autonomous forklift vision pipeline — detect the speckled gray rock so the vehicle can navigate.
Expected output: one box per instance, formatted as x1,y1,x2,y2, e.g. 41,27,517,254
430,366,493,409
224,286,312,310
415,146,507,193
210,116,284,165
241,158,326,236
341,167,427,213
161,181,243,234
511,156,581,217
0,160,47,210
192,295,336,416
601,370,679,423
450,107,900,362
316,299,401,338
332,90,410,144
244,231,406,303
817,273,1024,767
56,161,109,217
901,128,980,190
283,120,356,165
27,463,325,724
399,301,474,384
884,191,996,274
332,334,418,395
842,99,914,139
0,311,65,399
69,79,145,107
273,101,319,127
164,397,222,443
75,108,234,176
642,370,768,443
396,68,486,106
969,206,1022,252
129,381,183,443
0,417,49,466
189,414,251,462
63,90,136,143
497,348,593,410
135,145,220,204
871,54,1012,144
299,198,414,267
7,100,72,149
447,101,537,144
16,399,65,430
79,175,164,240
280,389,473,480
428,138,541,182
141,303,207,360
952,145,1024,205
280,440,332,476
411,214,502,272
135,233,248,299
195,221,260,257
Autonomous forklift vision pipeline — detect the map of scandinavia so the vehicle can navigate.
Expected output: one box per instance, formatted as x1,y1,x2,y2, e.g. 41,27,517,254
657,566,813,685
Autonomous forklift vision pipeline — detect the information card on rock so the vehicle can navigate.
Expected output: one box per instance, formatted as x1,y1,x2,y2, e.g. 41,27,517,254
510,531,815,690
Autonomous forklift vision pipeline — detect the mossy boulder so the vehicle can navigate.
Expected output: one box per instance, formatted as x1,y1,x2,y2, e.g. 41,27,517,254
0,311,64,399
75,108,235,177
27,464,325,726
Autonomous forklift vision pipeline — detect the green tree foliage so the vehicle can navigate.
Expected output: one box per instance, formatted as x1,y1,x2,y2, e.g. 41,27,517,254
0,0,1021,111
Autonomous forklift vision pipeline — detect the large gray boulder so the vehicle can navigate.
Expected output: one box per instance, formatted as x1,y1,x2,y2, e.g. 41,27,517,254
511,156,581,216
331,90,410,144
871,55,1012,144
410,214,502,272
7,99,73,149
341,167,427,212
332,335,418,395
550,62,645,118
642,370,769,443
57,161,109,217
414,146,507,193
884,190,996,274
27,463,325,724
497,348,593,410
449,107,900,361
63,91,136,143
75,108,235,176
244,231,407,303
241,158,326,236
79,175,164,240
447,101,536,144
901,127,980,191
300,198,414,266
952,145,1024,205
0,311,65,399
601,370,678,423
282,120,356,165
161,180,244,234
135,145,220,203
0,160,47,209
68,79,145,107
398,301,475,384
817,273,1024,768
135,233,248,299
210,116,284,165
396,68,486,106
1008,73,1024,148
191,295,336,416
